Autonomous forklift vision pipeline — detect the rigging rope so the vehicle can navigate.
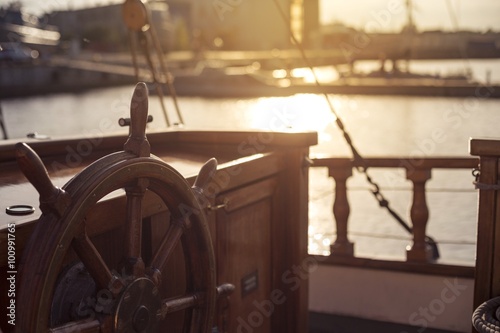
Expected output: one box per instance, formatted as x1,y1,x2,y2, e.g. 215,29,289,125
122,0,184,127
270,0,440,259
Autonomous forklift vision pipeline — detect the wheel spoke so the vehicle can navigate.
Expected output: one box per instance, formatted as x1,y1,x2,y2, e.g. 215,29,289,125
124,180,148,277
72,232,123,295
158,292,205,319
149,217,185,284
49,318,101,333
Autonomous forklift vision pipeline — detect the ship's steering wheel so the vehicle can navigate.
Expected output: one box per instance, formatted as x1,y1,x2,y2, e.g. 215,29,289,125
16,83,230,332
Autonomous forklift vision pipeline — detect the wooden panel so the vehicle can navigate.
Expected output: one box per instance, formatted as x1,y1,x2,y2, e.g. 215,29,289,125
493,161,500,297
473,156,498,308
219,177,278,213
281,148,310,333
216,177,277,333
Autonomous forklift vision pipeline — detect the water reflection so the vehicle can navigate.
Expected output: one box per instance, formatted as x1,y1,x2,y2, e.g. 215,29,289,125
249,94,335,133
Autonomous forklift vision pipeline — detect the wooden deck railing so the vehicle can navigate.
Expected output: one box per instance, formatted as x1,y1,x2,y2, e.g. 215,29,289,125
311,156,479,263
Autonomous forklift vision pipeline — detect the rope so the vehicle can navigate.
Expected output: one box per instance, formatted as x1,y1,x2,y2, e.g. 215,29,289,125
474,182,500,191
271,0,440,259
139,31,171,127
148,21,184,125
124,0,184,127
472,296,500,333
472,168,500,190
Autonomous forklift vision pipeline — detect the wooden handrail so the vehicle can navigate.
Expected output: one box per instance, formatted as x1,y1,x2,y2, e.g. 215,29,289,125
311,156,478,263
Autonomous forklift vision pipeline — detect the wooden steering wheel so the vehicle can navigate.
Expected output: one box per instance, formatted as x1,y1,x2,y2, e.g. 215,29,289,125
16,83,229,332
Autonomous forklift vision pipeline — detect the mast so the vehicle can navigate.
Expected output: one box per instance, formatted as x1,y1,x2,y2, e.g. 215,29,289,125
404,0,417,33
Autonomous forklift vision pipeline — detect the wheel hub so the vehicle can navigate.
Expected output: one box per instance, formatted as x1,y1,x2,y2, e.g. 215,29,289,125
115,277,161,332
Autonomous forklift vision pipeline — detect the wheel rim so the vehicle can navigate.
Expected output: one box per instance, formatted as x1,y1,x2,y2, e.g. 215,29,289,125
18,156,216,332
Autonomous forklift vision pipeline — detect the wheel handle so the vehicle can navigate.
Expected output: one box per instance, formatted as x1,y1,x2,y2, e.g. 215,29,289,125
15,142,70,217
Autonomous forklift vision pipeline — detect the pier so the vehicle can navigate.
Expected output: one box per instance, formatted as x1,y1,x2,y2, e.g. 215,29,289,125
3,50,500,100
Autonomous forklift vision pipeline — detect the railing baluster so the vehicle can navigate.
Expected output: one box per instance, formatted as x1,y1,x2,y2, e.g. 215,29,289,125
329,164,354,257
406,168,433,262
311,156,477,262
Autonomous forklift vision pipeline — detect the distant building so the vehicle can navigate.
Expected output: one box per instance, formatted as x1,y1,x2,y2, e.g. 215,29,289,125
167,0,319,50
47,0,319,52
320,23,358,48
48,3,173,53
319,25,500,62
49,5,128,52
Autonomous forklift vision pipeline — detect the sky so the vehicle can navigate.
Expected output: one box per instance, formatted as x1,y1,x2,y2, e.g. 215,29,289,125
13,0,500,32
320,0,500,32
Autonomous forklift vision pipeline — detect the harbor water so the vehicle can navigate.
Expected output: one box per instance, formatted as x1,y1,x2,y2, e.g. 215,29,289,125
3,59,500,266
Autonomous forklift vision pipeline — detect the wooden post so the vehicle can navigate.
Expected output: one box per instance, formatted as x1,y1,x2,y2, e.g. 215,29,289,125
329,165,354,257
470,139,500,312
406,168,432,262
